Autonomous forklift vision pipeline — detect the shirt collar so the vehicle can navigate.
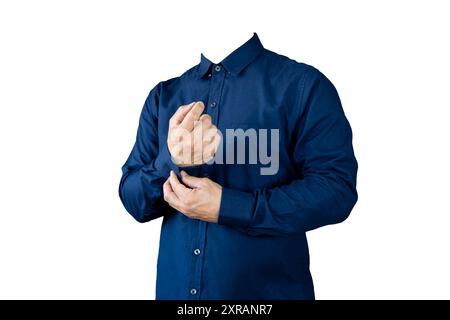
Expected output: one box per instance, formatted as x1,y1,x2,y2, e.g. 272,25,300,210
198,54,213,78
197,33,264,78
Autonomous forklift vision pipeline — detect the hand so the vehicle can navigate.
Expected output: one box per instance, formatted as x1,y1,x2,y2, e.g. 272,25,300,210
163,170,222,223
167,101,220,167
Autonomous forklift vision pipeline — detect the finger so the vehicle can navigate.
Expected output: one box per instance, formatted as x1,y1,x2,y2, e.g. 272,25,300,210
169,102,196,128
180,101,205,131
169,126,192,145
202,126,218,144
169,170,191,197
199,114,212,128
192,116,213,140
202,135,217,163
163,180,182,208
191,120,206,165
180,170,205,189
170,143,192,166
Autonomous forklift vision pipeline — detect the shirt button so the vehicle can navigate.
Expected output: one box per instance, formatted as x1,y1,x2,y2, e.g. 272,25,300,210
210,102,216,108
194,248,201,255
215,65,221,72
190,288,197,295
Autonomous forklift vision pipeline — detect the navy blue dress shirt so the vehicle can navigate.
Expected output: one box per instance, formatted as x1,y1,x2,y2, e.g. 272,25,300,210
119,33,357,300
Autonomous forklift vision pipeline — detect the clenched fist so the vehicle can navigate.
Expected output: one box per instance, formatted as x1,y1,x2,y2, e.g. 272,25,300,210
168,101,220,167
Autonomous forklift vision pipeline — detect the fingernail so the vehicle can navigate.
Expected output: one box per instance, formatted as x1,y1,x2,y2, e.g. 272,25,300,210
194,101,204,110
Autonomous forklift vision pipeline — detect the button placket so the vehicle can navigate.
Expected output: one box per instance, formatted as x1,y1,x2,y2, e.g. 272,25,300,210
189,64,227,300
208,66,226,125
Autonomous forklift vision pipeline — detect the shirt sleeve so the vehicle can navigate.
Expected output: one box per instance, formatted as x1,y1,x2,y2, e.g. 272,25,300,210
218,69,358,236
119,83,201,222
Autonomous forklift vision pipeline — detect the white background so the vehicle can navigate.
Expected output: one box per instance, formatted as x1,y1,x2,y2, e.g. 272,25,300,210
0,0,449,299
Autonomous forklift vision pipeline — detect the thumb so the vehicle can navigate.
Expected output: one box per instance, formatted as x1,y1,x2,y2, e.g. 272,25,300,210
180,170,204,189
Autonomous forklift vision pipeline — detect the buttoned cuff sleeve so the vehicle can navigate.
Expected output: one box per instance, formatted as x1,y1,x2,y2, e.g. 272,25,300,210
218,188,255,229
154,144,203,178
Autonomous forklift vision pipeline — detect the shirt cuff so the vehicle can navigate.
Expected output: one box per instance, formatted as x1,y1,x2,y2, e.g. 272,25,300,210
218,188,255,229
154,144,203,179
